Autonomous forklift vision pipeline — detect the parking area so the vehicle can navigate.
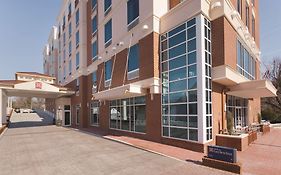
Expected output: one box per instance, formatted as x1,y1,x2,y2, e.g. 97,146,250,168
0,112,233,175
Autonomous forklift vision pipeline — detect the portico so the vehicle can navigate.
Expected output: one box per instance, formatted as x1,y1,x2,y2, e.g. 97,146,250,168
0,72,75,127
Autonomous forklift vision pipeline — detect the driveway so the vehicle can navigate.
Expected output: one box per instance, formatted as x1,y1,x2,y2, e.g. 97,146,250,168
0,112,233,175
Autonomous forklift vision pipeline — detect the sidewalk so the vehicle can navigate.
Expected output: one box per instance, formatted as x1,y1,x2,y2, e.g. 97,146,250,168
104,135,204,163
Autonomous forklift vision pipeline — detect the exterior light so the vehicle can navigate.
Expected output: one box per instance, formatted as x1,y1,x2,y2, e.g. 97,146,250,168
211,1,222,10
119,41,124,46
112,46,117,51
142,25,149,30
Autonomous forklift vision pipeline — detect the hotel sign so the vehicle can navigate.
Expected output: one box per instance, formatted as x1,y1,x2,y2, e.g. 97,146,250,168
35,82,42,89
207,145,237,163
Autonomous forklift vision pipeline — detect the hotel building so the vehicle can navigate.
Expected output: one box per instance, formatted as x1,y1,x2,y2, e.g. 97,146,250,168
43,0,276,152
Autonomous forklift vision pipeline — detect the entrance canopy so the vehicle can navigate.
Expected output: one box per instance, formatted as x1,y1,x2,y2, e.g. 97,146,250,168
226,80,277,98
0,72,75,98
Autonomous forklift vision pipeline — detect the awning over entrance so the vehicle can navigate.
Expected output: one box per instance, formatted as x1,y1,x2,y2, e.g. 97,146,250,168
93,84,146,100
92,77,160,101
226,80,277,98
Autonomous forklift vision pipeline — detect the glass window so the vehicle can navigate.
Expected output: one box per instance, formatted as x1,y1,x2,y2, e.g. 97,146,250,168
68,22,72,38
188,90,197,102
189,103,197,115
90,101,99,125
168,24,185,37
68,3,72,14
104,0,112,12
128,44,139,72
69,60,72,75
169,31,186,48
169,92,187,103
189,129,198,141
187,26,196,39
92,16,97,34
169,79,187,92
104,19,112,44
188,64,197,77
76,31,79,46
169,43,186,59
105,59,112,80
170,116,187,127
92,0,97,9
169,55,186,70
92,71,97,93
170,128,187,139
237,0,242,15
68,41,72,56
170,104,187,115
135,105,146,133
92,41,98,60
189,116,198,128
76,9,79,26
188,39,196,52
127,0,139,25
169,67,186,81
76,52,80,69
188,52,196,64
188,78,197,89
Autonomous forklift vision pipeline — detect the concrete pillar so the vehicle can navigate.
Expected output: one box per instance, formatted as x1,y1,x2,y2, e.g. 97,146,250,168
0,89,7,127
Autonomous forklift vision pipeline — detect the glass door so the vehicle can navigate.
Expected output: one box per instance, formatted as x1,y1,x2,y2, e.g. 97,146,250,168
64,105,71,126
235,107,242,129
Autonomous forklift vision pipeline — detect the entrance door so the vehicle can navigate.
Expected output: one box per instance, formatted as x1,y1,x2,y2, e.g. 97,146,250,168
64,105,71,126
235,107,243,129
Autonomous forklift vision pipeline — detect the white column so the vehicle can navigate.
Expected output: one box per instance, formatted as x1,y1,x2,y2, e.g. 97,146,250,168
196,15,207,143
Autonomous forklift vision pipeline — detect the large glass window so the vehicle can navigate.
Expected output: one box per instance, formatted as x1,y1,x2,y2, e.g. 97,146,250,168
237,0,242,15
110,96,146,133
90,101,99,126
68,41,72,56
76,31,79,46
237,40,256,80
104,0,112,13
127,0,139,27
92,0,97,9
104,19,112,46
92,16,97,34
92,71,97,93
76,52,80,69
128,44,139,72
105,59,112,81
76,9,79,26
69,60,72,75
69,22,72,38
92,41,98,60
246,3,250,28
160,18,198,141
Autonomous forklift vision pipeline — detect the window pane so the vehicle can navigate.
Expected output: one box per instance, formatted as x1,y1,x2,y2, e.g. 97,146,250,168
189,129,198,141
187,26,196,39
170,79,187,92
105,60,112,80
188,90,197,102
188,52,196,64
168,24,185,37
170,128,187,139
169,55,186,70
128,44,139,71
169,31,186,48
188,39,196,52
104,19,112,43
169,67,186,81
189,103,197,115
92,41,98,59
170,104,187,115
169,92,187,103
170,116,187,127
135,105,146,133
188,64,197,77
189,116,198,128
163,127,169,136
92,16,97,33
169,43,186,59
188,78,197,89
127,0,139,24
104,0,112,11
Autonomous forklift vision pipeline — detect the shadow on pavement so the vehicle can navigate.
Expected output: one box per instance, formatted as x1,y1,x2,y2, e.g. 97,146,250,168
9,110,55,128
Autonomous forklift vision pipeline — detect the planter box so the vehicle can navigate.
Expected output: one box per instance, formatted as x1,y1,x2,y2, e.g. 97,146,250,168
216,134,249,151
248,131,257,144
261,124,270,134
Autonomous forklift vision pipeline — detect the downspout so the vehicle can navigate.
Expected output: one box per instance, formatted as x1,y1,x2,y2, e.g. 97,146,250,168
221,88,228,133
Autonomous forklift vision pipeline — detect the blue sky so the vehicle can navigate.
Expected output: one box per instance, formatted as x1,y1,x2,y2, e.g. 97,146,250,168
0,0,279,79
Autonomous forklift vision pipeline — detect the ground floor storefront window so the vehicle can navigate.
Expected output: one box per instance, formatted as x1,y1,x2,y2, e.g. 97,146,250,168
109,96,146,133
90,101,99,126
226,95,248,128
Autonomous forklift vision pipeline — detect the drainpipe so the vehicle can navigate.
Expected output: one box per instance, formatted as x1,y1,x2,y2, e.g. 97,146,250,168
221,88,228,132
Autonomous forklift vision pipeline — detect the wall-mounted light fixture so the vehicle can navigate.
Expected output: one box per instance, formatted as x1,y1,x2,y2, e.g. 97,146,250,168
231,10,239,19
